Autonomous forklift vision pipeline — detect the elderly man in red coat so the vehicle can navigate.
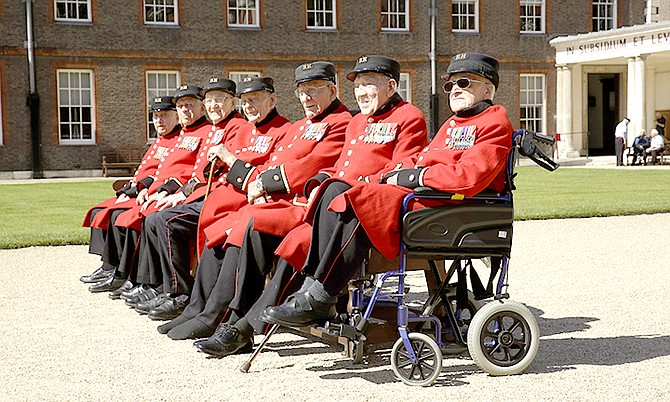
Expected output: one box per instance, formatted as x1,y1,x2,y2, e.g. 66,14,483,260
192,55,429,357
261,52,513,330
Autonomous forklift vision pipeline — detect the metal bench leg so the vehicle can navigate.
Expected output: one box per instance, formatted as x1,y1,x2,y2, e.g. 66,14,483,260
239,323,279,373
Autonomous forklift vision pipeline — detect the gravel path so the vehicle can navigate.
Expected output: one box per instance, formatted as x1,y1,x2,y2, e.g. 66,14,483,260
1,213,669,401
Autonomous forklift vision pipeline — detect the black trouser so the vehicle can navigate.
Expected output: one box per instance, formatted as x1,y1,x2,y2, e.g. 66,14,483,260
137,200,203,293
88,207,116,272
102,209,140,280
615,137,625,166
178,244,229,324
235,258,304,334
191,220,283,329
302,181,372,296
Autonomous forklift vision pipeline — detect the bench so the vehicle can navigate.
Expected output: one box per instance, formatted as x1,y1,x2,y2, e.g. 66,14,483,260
101,145,145,177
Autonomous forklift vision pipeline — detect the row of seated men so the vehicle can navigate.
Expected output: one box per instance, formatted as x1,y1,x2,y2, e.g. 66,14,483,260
81,52,514,359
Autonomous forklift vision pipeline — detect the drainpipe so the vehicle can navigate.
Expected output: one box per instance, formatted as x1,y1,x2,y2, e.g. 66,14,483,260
24,0,42,178
428,0,439,140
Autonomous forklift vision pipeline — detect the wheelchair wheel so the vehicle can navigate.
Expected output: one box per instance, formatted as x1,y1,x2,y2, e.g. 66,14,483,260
467,300,539,376
390,332,443,386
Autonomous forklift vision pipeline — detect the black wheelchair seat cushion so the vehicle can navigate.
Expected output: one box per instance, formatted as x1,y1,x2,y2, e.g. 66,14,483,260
402,203,513,251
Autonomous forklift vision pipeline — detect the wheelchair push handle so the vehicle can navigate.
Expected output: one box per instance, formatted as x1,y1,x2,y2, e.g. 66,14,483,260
514,130,560,172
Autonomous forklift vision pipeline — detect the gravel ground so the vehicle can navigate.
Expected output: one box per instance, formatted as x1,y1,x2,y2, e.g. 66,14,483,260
1,213,669,401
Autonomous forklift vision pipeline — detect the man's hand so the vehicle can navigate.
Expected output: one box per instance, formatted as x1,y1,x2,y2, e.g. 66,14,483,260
115,193,130,204
154,192,186,211
247,179,267,205
136,188,150,205
140,191,167,212
208,144,237,167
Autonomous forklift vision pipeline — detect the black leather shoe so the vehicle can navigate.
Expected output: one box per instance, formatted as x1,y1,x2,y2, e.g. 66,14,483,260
108,280,134,300
259,291,336,328
88,275,127,293
148,294,189,321
121,284,150,302
135,292,170,314
80,266,113,283
193,324,253,358
125,286,160,308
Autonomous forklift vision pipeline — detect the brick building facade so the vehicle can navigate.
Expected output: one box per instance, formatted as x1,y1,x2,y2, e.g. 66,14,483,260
0,1,650,178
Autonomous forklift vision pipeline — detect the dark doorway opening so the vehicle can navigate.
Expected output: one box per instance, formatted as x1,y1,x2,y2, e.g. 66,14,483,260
587,73,619,156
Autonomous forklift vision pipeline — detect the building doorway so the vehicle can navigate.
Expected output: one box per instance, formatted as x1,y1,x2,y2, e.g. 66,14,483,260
587,73,620,156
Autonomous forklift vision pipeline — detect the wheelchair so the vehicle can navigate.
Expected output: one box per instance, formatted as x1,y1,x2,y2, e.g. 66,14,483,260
241,129,558,386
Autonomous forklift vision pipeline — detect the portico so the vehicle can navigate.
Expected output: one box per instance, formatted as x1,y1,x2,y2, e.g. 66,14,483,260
551,21,670,158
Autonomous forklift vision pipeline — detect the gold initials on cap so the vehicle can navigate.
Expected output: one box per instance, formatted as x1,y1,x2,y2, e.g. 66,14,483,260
454,53,468,60
179,85,188,90
243,77,253,82
210,78,218,83
302,63,313,70
358,56,368,64
154,97,162,103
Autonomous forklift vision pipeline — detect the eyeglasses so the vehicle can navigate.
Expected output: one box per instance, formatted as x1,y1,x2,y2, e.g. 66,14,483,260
294,85,331,99
442,77,488,93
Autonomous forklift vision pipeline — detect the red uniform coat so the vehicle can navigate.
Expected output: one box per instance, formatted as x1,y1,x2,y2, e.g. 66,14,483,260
182,112,249,204
114,117,213,231
315,103,513,262
212,100,352,249
196,111,292,250
82,126,181,229
274,95,429,269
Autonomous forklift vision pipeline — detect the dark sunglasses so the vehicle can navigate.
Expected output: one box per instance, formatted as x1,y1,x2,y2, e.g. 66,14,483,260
442,77,487,93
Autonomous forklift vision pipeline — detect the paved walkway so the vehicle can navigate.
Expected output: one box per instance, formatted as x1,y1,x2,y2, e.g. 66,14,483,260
1,213,670,401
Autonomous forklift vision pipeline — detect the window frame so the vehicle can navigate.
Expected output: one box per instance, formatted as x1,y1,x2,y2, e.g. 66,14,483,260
592,0,617,32
227,0,260,28
143,0,179,26
520,0,545,34
451,0,479,33
229,71,261,113
57,69,96,145
54,0,92,23
146,70,180,142
519,73,546,136
306,0,337,31
381,0,409,32
397,72,411,103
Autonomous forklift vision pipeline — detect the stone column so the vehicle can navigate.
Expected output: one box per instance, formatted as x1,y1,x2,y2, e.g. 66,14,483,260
627,57,637,140
557,64,578,158
635,55,647,141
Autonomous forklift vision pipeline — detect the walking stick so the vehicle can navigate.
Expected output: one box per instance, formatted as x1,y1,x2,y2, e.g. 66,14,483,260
239,323,280,373
204,161,216,201
191,162,217,276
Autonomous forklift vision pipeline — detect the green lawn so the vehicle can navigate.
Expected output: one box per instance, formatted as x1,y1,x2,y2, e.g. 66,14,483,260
0,167,669,249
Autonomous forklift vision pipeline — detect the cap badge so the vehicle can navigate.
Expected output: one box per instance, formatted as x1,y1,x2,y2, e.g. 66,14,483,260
302,63,314,70
243,77,253,82
154,97,162,103
179,85,188,90
210,78,219,83
454,53,469,60
358,56,369,64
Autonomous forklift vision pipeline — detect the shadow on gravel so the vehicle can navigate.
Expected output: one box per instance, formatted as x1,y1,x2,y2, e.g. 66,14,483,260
528,306,670,374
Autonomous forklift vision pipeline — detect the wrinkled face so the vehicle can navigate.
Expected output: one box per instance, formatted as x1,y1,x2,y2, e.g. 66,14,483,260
295,79,336,119
152,110,179,135
204,90,236,124
446,73,493,113
175,96,205,126
353,72,395,116
240,91,276,123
